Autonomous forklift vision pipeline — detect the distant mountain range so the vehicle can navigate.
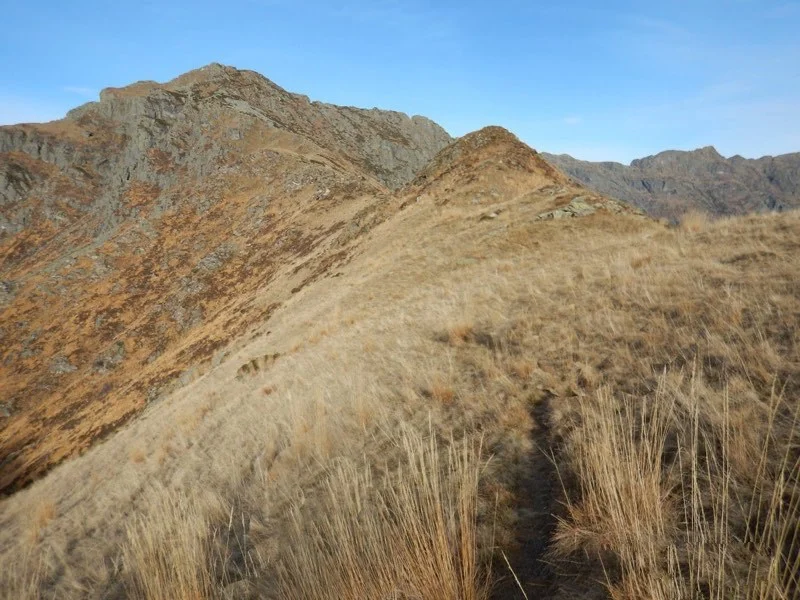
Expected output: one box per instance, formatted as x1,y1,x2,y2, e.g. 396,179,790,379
542,147,800,219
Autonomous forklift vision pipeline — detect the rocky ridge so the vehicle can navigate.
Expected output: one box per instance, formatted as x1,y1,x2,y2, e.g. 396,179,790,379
543,147,800,219
0,64,451,494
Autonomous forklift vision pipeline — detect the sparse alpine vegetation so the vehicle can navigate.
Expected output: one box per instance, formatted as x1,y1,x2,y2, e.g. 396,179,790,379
0,67,798,600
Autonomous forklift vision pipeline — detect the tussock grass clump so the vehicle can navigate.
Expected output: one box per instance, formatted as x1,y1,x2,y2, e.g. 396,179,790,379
555,374,800,600
28,501,57,544
278,427,490,600
123,493,215,600
429,380,457,404
680,209,711,232
2,548,44,600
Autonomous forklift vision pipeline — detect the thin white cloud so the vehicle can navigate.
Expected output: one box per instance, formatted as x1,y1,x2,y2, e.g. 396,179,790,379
622,14,692,38
612,81,800,158
563,116,582,126
63,86,97,98
593,8,800,159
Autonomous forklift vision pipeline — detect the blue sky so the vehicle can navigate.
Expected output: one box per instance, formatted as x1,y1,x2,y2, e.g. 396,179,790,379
1,0,798,162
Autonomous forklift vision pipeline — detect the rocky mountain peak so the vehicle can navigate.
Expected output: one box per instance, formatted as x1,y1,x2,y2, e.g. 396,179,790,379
394,126,572,211
414,126,566,191
1,65,452,238
630,145,724,170
0,64,453,493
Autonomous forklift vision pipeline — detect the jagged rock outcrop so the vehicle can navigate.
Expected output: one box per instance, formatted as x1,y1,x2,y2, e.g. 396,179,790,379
543,147,800,219
0,64,450,238
535,195,638,220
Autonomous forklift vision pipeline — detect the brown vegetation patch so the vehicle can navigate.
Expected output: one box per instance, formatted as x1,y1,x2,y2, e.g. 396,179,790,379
123,181,161,208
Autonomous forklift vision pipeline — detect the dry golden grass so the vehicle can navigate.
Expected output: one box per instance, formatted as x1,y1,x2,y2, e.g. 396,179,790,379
154,442,175,467
123,492,214,600
680,209,711,232
448,323,475,346
509,357,536,380
2,548,44,600
554,377,800,600
278,427,490,600
27,501,56,544
0,197,798,600
430,380,457,404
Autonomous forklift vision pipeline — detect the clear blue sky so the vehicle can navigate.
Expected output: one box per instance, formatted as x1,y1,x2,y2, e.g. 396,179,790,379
1,0,798,163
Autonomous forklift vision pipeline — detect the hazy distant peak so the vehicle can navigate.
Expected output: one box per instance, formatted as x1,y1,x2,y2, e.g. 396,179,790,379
630,146,724,169
544,146,800,219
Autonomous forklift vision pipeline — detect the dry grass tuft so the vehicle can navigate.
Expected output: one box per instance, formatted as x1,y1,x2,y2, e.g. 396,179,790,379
630,253,652,269
447,323,474,346
28,501,56,543
2,548,45,600
123,492,214,600
680,209,710,232
430,380,457,404
278,428,490,600
554,375,800,600
509,358,536,379
155,441,175,466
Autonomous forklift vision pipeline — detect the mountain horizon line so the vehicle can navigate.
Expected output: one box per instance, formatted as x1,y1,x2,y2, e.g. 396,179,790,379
3,62,797,166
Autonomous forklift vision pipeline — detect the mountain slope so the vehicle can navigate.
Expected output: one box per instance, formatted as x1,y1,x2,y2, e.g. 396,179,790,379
0,122,646,597
0,67,798,600
543,147,800,219
0,64,451,494
1,118,797,599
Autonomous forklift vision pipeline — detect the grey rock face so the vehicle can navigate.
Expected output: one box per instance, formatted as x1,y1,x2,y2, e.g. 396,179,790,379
543,148,800,219
535,195,642,221
0,160,36,205
536,197,596,220
49,355,78,375
0,280,15,306
0,63,452,245
311,103,452,188
93,341,126,373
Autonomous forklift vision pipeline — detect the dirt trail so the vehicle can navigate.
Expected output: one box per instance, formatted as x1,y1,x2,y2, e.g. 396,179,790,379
491,395,560,599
